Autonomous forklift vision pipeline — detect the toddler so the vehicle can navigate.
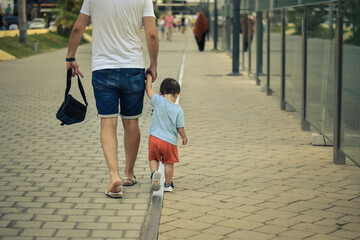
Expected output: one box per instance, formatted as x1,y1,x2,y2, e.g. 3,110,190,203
145,74,188,192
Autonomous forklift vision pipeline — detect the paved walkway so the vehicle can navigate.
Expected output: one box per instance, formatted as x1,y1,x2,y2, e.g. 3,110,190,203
157,33,360,240
0,30,359,240
0,32,187,239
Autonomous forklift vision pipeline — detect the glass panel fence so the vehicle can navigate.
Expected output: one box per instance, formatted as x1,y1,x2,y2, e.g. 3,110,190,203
269,10,283,95
258,11,267,84
341,0,360,164
306,2,336,141
284,7,304,111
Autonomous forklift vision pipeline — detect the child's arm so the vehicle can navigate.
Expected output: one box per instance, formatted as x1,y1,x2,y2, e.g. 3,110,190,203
177,128,188,145
145,73,155,99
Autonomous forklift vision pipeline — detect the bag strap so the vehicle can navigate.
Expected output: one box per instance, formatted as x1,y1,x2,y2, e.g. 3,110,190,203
65,69,88,106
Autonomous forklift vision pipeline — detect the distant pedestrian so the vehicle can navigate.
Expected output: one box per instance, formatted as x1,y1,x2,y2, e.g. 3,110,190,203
158,15,165,40
240,13,254,52
0,11,7,30
181,15,186,34
5,4,11,15
165,11,174,41
193,12,208,52
145,74,188,192
66,0,159,198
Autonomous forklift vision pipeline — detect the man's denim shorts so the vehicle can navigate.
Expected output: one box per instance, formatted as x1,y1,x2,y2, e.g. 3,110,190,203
92,68,145,119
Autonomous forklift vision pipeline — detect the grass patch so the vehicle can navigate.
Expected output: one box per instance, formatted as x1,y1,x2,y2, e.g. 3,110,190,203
0,31,88,58
85,29,92,36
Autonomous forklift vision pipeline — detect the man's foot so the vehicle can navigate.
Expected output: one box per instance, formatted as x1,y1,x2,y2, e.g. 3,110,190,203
122,176,137,186
108,179,122,193
151,171,161,192
164,182,175,192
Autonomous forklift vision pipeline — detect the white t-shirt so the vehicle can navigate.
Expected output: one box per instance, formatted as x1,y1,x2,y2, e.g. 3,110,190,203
80,0,155,72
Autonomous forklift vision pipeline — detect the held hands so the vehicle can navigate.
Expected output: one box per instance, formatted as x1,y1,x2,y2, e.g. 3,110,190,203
146,65,157,82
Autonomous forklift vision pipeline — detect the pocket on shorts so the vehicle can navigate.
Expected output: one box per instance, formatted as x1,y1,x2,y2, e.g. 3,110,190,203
125,69,145,94
92,70,110,90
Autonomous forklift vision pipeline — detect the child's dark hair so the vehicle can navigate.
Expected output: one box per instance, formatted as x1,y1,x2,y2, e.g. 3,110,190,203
160,78,180,95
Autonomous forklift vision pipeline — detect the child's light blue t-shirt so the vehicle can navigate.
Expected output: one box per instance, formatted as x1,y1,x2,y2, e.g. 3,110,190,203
148,94,185,146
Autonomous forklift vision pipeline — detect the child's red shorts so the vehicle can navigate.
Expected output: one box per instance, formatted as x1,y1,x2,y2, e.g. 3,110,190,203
148,135,179,164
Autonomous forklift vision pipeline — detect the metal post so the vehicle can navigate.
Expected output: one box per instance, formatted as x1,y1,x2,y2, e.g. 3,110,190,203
240,15,245,71
256,11,263,85
229,0,242,76
301,7,310,131
248,13,252,78
334,1,346,164
225,0,231,51
266,11,271,95
213,0,218,50
280,8,286,110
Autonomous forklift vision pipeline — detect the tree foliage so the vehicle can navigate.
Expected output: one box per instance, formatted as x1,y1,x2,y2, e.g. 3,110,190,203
343,0,360,45
55,0,83,37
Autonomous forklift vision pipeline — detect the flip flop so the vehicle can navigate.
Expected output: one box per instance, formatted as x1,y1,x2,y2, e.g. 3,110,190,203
105,190,123,198
122,176,137,186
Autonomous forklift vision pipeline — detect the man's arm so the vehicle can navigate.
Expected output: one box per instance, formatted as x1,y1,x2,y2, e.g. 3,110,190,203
143,16,159,82
66,13,90,77
145,73,155,100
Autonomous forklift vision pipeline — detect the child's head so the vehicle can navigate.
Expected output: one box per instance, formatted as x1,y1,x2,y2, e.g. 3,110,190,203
160,78,180,96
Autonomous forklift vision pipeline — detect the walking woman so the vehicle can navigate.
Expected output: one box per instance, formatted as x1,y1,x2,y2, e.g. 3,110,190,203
193,12,208,52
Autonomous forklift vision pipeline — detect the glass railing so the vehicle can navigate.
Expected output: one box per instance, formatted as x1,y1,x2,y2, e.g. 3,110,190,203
340,0,360,165
209,0,359,165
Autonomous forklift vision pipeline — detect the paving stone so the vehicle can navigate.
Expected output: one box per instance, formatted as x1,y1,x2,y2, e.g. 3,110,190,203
21,228,56,237
226,230,273,240
13,220,43,228
0,227,22,235
43,221,76,229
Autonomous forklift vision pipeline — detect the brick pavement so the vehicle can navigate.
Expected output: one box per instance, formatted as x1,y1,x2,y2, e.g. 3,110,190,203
158,33,360,239
0,30,359,240
0,33,187,239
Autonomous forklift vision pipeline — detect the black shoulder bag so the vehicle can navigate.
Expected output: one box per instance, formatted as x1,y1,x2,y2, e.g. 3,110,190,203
56,69,88,126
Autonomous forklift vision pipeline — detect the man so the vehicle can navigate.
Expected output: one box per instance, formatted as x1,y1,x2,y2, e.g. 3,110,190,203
66,0,159,198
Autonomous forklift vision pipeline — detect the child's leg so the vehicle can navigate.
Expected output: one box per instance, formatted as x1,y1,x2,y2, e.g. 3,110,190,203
149,160,159,173
164,163,174,185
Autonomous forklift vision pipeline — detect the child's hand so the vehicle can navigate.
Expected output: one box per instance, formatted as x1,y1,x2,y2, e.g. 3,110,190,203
182,136,188,145
146,73,153,82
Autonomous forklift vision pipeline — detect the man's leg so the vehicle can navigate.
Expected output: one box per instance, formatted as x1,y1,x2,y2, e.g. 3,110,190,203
101,117,122,193
122,118,140,184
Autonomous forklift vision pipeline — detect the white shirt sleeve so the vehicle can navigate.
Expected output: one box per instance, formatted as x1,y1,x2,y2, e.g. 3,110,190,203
143,0,155,18
80,0,91,16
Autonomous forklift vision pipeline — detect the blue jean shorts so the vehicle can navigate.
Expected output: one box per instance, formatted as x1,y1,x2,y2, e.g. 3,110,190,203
92,68,145,119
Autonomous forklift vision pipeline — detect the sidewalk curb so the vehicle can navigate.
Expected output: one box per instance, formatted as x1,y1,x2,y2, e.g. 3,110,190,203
142,48,187,240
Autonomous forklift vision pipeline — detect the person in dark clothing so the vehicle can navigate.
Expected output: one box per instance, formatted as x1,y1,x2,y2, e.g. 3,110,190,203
240,13,254,52
193,12,208,52
0,11,8,30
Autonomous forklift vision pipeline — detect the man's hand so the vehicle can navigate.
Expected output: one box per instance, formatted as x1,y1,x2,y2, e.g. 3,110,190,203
146,65,157,82
66,61,84,78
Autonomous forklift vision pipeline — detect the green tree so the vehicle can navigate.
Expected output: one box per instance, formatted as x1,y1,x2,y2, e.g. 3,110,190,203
55,0,83,37
343,0,360,45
